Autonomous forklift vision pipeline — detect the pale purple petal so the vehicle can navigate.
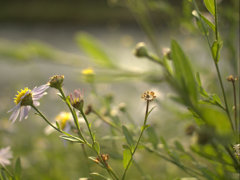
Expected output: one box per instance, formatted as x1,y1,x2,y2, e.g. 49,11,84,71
33,101,40,106
19,106,31,121
32,84,49,95
0,146,12,167
8,103,20,113
64,123,71,133
9,105,21,124
32,92,47,101
24,106,31,119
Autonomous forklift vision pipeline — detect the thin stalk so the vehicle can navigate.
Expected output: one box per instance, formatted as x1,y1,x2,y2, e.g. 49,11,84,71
32,105,61,133
80,109,119,180
231,80,238,132
58,88,86,142
122,100,150,180
92,109,121,131
215,64,234,130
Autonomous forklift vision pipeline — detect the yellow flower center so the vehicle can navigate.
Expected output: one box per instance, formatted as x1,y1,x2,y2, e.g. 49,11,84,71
81,68,95,75
56,112,71,130
14,88,31,105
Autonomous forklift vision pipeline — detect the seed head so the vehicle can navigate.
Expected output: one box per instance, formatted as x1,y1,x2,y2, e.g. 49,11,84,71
141,91,156,101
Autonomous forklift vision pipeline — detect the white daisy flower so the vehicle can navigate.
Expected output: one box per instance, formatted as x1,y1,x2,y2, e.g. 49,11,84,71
0,146,13,167
8,84,49,123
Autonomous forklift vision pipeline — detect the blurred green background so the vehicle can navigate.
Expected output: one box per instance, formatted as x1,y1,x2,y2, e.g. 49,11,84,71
0,0,238,179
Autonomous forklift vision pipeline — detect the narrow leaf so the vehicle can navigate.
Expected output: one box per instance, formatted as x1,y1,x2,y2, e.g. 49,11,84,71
122,125,134,147
14,157,21,180
91,172,111,180
211,40,222,63
93,142,100,154
76,32,116,68
123,149,132,169
203,0,215,15
171,40,198,105
59,135,84,143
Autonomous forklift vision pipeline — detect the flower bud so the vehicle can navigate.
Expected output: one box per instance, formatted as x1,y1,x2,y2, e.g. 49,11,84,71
69,89,84,111
134,42,149,58
48,75,64,89
162,47,172,60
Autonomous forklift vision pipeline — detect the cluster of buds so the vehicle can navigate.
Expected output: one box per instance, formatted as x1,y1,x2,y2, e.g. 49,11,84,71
141,91,156,101
48,75,64,89
94,154,110,165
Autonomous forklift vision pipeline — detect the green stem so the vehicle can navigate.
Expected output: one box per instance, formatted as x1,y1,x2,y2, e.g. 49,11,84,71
193,0,233,130
231,80,238,133
31,105,62,133
80,108,119,180
122,100,150,180
58,88,86,142
1,166,13,178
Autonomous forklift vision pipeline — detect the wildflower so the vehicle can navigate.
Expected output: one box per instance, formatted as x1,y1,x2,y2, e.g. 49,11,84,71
70,89,84,111
81,68,95,75
233,144,240,158
134,42,149,58
8,84,49,123
0,147,12,167
141,91,156,101
48,75,64,89
44,112,72,135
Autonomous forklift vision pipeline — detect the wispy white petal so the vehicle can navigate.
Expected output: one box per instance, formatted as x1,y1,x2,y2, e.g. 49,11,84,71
32,84,49,95
33,101,40,106
0,147,12,167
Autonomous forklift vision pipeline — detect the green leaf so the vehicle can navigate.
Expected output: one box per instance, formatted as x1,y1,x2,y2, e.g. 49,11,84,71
203,0,215,15
59,135,84,143
93,142,100,154
171,40,198,105
199,14,215,32
199,105,232,137
14,157,21,180
123,149,132,169
76,32,116,68
122,125,134,148
0,169,7,180
211,40,223,63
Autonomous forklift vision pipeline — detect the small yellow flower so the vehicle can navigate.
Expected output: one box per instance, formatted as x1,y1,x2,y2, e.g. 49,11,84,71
56,112,72,130
81,68,95,75
141,91,156,101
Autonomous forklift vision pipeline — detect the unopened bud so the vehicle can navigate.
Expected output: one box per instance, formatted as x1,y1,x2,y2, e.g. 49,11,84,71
134,42,148,58
162,47,172,60
48,75,64,89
